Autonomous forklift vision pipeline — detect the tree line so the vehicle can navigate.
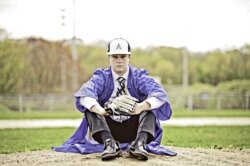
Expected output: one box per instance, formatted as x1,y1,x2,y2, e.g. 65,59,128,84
0,29,249,94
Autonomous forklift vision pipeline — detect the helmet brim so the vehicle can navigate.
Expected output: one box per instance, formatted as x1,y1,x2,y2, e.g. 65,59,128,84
107,52,131,55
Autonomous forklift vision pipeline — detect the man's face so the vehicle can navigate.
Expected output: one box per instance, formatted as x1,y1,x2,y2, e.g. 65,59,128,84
108,54,130,75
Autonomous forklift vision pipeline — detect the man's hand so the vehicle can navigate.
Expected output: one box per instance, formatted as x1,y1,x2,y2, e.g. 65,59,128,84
132,101,151,115
90,105,109,116
104,95,138,116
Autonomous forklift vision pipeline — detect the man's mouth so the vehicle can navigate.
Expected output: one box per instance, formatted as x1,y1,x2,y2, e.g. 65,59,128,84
116,64,123,67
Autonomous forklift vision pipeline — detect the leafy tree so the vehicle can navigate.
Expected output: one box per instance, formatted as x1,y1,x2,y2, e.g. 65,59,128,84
0,30,26,93
0,29,249,95
154,60,175,84
22,38,74,93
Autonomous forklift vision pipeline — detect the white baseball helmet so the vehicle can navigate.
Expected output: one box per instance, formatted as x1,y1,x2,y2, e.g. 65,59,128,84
107,38,131,55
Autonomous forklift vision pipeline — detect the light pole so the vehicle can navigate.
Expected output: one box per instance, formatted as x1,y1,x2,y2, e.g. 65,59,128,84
182,48,188,90
60,8,67,92
71,0,79,91
182,48,192,111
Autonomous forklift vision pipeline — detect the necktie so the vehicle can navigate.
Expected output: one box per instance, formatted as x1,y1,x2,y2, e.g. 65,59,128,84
116,77,126,96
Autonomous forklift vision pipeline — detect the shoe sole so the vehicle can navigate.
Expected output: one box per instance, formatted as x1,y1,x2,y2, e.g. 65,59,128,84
129,151,148,161
102,150,122,161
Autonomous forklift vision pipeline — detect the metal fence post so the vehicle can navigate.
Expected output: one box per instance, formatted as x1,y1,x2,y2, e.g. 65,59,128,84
246,93,249,110
188,94,193,111
18,94,23,112
49,95,54,111
217,95,221,111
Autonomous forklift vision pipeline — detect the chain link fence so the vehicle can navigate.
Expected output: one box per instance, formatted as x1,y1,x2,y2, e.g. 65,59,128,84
0,93,249,112
0,94,75,112
169,92,250,111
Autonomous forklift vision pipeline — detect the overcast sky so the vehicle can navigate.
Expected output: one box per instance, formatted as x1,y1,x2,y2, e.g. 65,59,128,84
0,0,250,52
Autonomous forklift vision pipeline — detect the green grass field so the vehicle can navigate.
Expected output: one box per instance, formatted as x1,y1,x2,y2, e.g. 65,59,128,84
0,109,249,154
0,128,74,154
0,109,249,119
172,109,250,118
0,126,249,154
162,126,250,149
0,110,83,119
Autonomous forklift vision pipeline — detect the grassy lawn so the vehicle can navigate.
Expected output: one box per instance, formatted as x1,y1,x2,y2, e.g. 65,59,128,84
162,126,250,149
0,128,75,154
0,126,249,153
172,109,250,118
0,111,83,119
0,109,249,119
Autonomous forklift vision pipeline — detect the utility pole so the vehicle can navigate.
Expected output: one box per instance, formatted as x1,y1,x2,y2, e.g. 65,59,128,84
182,48,192,111
71,0,78,91
182,48,188,90
60,8,67,92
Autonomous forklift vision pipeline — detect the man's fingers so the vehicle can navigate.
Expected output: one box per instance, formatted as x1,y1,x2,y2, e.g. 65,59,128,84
119,95,139,102
112,100,135,111
118,107,132,115
114,95,138,106
113,98,136,107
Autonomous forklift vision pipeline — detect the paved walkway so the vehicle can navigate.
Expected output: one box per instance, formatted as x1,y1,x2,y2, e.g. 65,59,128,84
163,117,250,126
0,118,249,129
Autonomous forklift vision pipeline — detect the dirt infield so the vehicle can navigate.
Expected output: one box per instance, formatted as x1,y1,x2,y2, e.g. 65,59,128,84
1,147,249,166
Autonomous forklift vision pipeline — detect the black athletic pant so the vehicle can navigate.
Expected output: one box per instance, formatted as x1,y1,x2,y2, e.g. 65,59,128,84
85,110,156,144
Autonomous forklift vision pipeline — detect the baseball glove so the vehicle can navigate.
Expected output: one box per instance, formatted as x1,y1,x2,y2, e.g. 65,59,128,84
104,95,138,116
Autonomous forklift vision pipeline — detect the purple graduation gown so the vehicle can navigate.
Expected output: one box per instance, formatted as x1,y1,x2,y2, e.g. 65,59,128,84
52,65,177,156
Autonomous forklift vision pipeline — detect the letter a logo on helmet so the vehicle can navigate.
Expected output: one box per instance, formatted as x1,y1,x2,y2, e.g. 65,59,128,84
107,38,131,55
116,43,122,50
